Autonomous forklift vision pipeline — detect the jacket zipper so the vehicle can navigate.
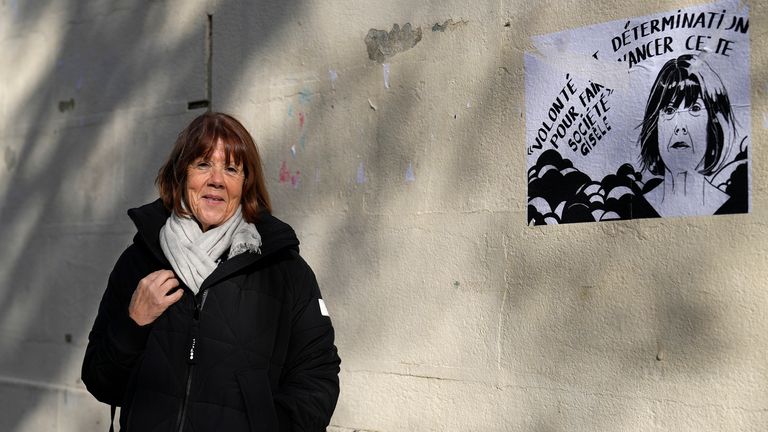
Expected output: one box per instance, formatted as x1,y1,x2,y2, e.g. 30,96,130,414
175,289,209,432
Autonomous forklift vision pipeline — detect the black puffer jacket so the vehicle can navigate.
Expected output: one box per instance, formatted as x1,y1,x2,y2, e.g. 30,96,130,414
82,199,341,431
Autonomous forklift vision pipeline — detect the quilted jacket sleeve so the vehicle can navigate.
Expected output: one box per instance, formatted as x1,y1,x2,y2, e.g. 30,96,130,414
274,256,341,432
81,245,153,406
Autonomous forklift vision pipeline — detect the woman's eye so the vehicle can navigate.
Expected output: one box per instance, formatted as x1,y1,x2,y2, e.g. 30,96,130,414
662,107,676,115
197,162,211,168
690,104,701,112
226,166,239,174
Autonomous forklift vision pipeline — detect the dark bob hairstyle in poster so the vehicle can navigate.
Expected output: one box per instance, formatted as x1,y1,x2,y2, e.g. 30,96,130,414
638,54,736,176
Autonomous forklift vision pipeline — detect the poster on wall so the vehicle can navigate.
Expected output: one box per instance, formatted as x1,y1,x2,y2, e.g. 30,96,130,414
525,0,750,225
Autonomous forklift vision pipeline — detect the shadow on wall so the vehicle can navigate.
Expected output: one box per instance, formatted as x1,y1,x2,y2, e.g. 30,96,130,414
300,2,741,430
0,0,300,430
236,4,739,430
492,3,740,429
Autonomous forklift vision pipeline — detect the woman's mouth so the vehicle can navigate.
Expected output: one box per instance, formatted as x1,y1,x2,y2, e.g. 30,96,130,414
670,141,690,149
202,195,225,204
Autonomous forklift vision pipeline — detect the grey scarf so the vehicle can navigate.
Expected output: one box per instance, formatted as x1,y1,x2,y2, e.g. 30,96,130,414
159,206,261,294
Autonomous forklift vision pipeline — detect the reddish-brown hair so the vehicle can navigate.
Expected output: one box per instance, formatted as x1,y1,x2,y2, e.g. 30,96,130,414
156,112,272,222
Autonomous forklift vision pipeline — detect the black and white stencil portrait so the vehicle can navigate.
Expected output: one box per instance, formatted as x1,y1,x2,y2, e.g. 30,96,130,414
525,0,750,225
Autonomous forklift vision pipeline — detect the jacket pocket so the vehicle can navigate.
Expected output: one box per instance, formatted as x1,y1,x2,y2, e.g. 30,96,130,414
236,368,279,432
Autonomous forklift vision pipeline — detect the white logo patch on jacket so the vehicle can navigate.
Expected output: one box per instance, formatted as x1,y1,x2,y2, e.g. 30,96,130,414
318,299,329,317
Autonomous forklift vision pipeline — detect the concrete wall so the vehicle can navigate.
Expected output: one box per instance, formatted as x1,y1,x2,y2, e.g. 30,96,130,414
0,0,766,430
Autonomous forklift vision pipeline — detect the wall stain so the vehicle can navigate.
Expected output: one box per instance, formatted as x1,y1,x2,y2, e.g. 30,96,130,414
382,63,391,89
298,89,312,104
279,161,290,183
356,161,367,184
4,147,17,170
329,69,338,89
432,19,468,32
405,162,415,183
656,340,666,362
498,67,513,77
58,98,75,112
365,23,422,63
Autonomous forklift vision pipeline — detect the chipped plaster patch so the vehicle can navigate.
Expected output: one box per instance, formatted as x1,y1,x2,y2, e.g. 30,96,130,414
365,23,422,63
432,19,469,32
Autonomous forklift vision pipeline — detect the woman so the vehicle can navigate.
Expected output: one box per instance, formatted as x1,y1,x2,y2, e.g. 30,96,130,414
638,54,743,217
82,112,340,431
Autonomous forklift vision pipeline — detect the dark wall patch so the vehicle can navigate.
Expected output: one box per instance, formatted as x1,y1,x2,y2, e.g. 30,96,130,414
187,100,210,110
365,23,422,63
58,98,75,112
432,19,468,32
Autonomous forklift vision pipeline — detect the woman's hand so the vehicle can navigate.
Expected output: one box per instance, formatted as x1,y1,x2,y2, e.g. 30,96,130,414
128,270,183,326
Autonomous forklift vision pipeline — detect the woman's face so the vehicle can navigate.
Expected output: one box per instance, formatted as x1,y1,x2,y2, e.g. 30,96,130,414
657,97,709,174
185,141,244,231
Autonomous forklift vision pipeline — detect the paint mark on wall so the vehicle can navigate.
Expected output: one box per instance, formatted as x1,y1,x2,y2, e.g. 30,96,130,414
365,23,423,63
290,145,297,158
405,162,416,183
656,340,666,362
299,112,305,128
383,63,391,89
299,134,306,150
356,162,367,184
299,89,312,104
288,104,294,117
291,170,301,189
279,161,290,183
432,19,469,32
329,70,338,89
58,98,75,112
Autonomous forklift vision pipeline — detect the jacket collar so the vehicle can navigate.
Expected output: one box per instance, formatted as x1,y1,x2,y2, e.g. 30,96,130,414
127,199,300,285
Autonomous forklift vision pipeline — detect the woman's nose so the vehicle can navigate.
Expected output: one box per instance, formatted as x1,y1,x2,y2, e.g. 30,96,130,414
207,170,225,187
674,123,688,135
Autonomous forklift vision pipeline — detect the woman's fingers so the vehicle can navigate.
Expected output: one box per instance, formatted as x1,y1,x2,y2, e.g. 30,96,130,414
129,270,184,326
159,275,180,296
143,269,168,284
164,286,184,305
151,269,176,285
